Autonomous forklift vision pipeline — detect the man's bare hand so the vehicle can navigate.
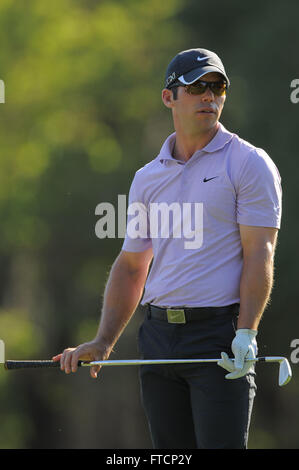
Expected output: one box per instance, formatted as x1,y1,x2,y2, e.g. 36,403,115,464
52,340,111,379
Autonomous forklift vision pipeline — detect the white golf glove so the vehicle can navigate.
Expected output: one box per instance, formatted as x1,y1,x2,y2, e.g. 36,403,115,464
218,329,257,379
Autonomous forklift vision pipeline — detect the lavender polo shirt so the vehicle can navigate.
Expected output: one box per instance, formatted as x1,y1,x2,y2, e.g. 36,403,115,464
122,123,282,308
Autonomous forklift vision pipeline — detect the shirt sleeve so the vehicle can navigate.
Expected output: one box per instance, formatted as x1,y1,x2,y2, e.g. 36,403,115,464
121,173,153,252
236,149,282,228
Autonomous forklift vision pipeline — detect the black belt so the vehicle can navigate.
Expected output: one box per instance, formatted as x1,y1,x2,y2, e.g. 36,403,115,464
147,303,239,324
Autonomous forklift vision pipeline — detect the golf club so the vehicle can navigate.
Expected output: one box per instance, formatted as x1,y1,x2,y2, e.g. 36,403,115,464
0,339,292,386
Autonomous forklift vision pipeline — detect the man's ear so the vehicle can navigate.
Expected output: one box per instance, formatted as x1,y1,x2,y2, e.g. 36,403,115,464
162,88,175,109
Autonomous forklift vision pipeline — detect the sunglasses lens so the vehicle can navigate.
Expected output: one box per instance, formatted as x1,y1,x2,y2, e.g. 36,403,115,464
210,82,227,96
186,81,227,96
186,83,207,95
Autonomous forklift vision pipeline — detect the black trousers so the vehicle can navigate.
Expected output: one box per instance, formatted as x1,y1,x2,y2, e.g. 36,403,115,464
138,305,256,449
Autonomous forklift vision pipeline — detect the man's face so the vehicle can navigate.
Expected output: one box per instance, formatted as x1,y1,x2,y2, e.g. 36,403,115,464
162,72,226,134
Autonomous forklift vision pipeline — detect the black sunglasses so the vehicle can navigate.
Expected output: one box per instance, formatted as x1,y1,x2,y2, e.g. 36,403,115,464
170,80,228,97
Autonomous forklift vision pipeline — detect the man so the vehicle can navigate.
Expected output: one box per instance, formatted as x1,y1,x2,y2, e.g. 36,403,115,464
53,48,282,449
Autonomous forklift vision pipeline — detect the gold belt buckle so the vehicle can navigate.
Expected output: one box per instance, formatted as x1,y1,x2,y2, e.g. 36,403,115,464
166,309,186,324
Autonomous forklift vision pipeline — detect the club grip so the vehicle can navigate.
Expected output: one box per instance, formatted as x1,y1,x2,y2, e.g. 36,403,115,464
4,360,83,370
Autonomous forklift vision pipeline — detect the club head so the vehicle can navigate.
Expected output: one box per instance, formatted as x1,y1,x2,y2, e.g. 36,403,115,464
278,358,292,386
0,340,5,364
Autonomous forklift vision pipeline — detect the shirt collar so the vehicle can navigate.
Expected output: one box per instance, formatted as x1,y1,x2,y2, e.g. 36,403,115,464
158,122,234,163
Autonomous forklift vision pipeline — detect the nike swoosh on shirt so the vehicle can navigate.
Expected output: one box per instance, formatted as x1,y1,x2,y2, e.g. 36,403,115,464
203,176,218,182
197,56,208,62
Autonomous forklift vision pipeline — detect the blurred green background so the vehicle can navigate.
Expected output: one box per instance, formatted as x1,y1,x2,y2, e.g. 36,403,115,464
0,0,298,449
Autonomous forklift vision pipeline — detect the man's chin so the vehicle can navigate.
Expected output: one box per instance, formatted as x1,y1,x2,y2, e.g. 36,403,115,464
195,118,219,133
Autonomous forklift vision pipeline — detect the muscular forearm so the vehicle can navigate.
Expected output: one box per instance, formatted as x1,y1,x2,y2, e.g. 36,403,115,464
237,248,275,330
54,250,152,378
94,254,149,353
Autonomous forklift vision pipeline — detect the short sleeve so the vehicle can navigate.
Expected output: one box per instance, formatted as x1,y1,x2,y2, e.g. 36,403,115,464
121,173,153,252
236,149,282,228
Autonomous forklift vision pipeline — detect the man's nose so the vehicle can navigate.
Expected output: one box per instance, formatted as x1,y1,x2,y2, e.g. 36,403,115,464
201,87,215,102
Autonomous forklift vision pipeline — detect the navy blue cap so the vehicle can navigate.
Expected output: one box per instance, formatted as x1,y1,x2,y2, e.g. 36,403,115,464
165,48,230,89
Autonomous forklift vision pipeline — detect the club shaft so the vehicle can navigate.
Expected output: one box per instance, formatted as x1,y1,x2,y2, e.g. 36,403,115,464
81,357,276,366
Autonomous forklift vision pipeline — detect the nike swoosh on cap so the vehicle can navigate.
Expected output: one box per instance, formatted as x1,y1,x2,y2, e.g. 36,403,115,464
197,56,208,62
